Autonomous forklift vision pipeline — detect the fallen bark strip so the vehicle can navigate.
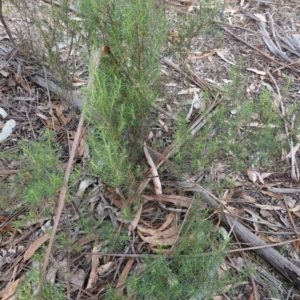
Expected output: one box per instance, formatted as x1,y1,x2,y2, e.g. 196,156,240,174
213,23,295,71
31,74,83,109
194,187,300,287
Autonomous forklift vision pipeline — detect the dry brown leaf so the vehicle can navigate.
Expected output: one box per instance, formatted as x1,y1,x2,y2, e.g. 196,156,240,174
224,7,238,14
14,73,33,94
137,225,160,236
247,68,266,75
256,204,282,211
106,186,126,209
266,235,281,243
238,192,257,203
138,212,175,236
137,212,175,236
45,119,60,131
143,194,192,208
2,278,23,300
69,269,85,291
293,211,300,218
97,262,114,276
115,259,134,290
36,113,49,120
188,49,219,60
138,226,178,245
254,171,265,184
54,104,70,125
142,234,178,246
261,172,273,179
293,240,300,253
260,189,284,199
77,136,86,157
24,234,50,261
247,169,257,183
157,212,176,231
73,76,87,83
0,215,12,232
144,143,162,195
87,244,100,289
128,204,143,232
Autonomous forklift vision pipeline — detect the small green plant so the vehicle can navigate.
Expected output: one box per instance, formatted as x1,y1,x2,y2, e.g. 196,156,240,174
2,0,285,299
17,254,65,300
80,0,168,187
1,131,65,222
105,202,235,300
172,63,285,179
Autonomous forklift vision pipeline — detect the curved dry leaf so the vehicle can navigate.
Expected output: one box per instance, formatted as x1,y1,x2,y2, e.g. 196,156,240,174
238,192,257,203
247,169,257,183
76,178,95,197
260,189,284,199
87,244,100,289
128,204,143,232
143,194,192,208
2,278,23,300
36,113,49,120
106,186,126,209
144,143,162,195
247,68,266,75
138,226,178,245
69,269,85,291
116,259,134,290
291,205,300,212
254,204,283,210
137,212,175,236
261,172,273,179
137,226,159,236
24,234,50,261
97,262,113,276
157,212,175,231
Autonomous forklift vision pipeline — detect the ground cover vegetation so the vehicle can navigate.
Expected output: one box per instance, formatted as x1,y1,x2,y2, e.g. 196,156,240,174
1,0,299,299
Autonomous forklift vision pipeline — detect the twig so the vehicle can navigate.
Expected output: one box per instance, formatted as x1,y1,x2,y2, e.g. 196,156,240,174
192,186,300,287
43,67,55,130
214,23,295,71
267,186,300,194
41,113,84,278
161,57,209,91
0,0,16,47
41,50,101,280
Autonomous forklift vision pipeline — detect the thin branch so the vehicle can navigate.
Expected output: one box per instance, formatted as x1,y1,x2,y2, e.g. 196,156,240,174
0,0,16,47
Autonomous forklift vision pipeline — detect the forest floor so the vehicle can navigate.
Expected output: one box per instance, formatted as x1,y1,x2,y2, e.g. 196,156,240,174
1,0,300,299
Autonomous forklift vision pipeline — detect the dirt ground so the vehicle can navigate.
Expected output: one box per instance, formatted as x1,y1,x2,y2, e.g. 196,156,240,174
1,0,300,299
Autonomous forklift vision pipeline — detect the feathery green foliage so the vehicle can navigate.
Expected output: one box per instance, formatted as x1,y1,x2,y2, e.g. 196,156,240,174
105,200,236,300
173,63,284,180
81,0,167,187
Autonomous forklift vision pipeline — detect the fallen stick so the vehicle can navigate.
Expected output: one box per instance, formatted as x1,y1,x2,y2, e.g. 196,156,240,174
41,49,101,280
193,187,300,287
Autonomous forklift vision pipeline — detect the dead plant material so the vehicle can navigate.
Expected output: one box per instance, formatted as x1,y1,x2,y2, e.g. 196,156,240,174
190,185,300,287
41,49,101,279
214,23,295,71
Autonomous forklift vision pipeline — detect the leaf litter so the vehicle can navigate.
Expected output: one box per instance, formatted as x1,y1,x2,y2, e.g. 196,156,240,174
1,0,300,299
